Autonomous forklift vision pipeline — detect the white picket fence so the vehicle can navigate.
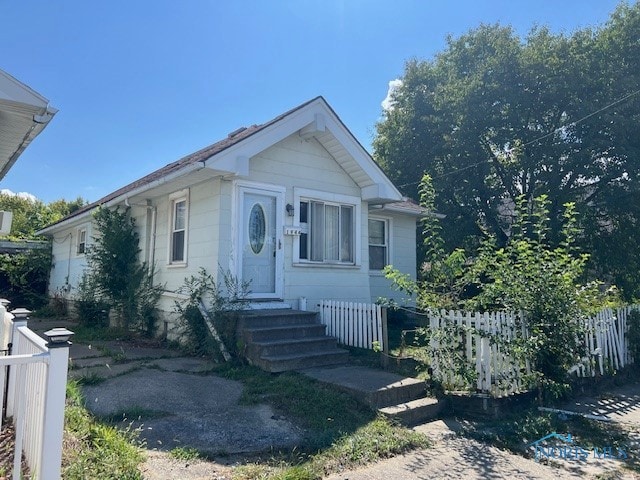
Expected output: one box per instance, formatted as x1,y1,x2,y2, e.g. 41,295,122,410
0,305,71,480
319,300,387,351
427,306,638,396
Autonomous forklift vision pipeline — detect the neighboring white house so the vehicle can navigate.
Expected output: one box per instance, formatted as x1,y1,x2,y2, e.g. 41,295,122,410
38,97,423,328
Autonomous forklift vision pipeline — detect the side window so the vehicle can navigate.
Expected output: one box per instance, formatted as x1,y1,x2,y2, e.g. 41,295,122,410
77,228,87,255
368,219,388,271
169,193,188,264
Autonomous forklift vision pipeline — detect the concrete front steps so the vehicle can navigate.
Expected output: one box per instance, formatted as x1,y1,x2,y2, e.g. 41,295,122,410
302,365,443,425
237,309,348,373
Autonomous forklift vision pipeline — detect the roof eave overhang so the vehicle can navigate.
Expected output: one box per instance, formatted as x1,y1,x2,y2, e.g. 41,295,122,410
37,160,210,235
0,100,58,180
203,98,402,203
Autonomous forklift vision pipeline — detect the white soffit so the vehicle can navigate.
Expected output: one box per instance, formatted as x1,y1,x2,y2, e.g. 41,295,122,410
0,69,58,180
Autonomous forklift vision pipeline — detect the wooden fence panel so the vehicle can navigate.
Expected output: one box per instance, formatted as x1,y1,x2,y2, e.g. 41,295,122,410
426,305,639,395
319,301,386,351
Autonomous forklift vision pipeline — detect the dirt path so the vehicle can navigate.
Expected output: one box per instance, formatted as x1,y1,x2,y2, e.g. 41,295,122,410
140,450,233,480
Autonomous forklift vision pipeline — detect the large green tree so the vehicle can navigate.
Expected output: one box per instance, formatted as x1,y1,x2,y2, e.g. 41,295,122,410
374,3,640,298
0,193,86,239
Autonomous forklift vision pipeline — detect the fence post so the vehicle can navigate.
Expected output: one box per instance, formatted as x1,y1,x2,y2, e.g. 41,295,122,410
5,313,27,418
39,328,74,480
381,307,389,369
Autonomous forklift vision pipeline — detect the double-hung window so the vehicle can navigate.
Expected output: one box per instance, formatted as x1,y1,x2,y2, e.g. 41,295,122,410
77,228,87,255
299,199,355,264
169,190,188,265
368,218,388,271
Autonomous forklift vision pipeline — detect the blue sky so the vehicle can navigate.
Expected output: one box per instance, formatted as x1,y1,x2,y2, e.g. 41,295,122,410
0,0,623,203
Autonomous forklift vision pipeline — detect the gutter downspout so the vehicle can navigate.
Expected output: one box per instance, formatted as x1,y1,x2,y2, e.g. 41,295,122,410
149,203,157,275
123,198,157,276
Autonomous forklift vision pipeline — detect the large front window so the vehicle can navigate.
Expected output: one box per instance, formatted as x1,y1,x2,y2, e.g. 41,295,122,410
299,200,354,263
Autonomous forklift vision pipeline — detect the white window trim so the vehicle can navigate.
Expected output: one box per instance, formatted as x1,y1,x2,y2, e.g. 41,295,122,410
368,215,393,275
76,226,88,256
167,189,189,266
293,187,361,267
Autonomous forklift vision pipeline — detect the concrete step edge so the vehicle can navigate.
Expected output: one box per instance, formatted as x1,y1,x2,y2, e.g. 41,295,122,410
379,397,440,415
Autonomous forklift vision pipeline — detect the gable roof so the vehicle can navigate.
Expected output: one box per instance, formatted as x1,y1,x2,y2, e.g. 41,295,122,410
39,96,402,234
0,69,58,180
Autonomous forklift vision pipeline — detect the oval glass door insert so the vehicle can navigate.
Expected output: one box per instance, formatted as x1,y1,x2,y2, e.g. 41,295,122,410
249,203,266,254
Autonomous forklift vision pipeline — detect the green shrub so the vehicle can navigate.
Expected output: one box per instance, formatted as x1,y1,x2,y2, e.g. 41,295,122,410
174,268,249,358
81,207,163,335
0,247,52,309
75,272,111,328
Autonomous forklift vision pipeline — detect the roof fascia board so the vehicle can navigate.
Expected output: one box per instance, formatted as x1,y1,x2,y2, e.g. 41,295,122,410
0,98,46,117
204,101,323,169
322,113,402,202
37,161,206,235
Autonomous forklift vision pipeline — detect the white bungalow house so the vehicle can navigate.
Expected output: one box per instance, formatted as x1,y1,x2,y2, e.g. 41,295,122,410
38,97,422,349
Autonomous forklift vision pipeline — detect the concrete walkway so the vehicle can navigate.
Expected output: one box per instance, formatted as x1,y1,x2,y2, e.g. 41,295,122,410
29,319,304,455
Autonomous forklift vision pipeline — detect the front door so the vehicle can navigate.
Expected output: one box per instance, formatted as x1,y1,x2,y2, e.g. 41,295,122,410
239,186,283,299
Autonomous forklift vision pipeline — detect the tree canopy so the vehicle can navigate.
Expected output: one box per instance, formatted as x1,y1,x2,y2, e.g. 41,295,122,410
374,2,640,299
0,194,86,239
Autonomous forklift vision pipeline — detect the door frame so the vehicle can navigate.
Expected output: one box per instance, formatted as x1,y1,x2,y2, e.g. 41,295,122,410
233,180,285,299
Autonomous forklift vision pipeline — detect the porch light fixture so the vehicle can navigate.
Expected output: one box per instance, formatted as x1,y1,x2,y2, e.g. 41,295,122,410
10,308,31,319
44,328,74,347
286,203,295,217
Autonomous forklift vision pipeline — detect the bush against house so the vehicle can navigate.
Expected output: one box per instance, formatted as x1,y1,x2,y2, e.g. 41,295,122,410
80,206,162,335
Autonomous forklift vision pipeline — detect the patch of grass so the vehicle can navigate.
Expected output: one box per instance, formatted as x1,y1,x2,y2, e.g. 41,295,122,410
63,381,144,479
219,364,429,479
311,417,429,474
71,325,136,343
75,372,106,386
234,418,428,480
112,351,128,363
218,364,375,448
102,406,172,423
170,446,201,461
